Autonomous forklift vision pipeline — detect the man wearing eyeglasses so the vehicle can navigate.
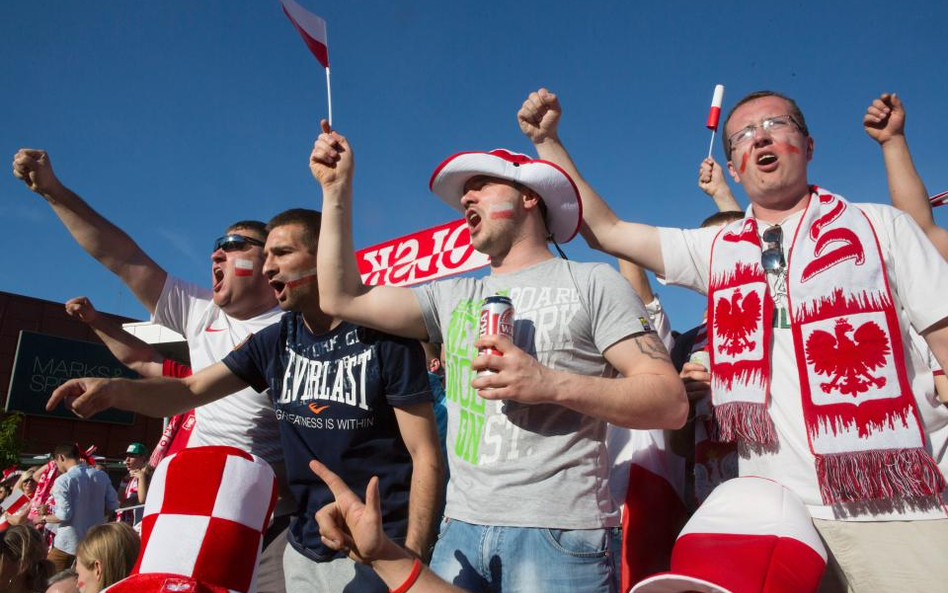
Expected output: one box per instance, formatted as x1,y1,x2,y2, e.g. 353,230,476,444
519,88,948,592
11,148,290,592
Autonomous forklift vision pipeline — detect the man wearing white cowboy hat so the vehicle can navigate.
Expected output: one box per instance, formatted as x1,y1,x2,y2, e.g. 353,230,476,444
518,87,948,592
309,119,688,593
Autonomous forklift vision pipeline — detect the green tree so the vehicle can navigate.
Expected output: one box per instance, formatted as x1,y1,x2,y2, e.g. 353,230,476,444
0,413,25,468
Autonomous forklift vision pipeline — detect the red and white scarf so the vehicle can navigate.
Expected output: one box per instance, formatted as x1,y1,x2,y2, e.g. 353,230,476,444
707,187,944,505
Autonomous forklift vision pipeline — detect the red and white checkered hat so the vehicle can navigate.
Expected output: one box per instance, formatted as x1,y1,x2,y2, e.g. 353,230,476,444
429,149,583,243
105,446,278,593
631,477,827,593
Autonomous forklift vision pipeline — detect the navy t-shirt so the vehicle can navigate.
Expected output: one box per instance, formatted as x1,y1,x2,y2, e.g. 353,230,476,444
222,313,432,561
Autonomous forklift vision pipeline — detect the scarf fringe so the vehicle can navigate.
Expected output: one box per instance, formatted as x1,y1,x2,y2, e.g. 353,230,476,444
711,402,777,445
816,448,946,505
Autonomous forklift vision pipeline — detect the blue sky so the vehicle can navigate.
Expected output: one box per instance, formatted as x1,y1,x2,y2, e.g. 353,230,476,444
3,0,947,331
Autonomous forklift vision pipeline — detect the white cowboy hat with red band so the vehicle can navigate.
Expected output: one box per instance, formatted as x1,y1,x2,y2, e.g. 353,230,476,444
106,446,278,593
631,477,827,593
429,149,583,244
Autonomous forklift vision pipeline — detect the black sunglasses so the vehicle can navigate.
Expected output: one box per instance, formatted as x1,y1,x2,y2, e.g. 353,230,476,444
761,225,785,272
213,234,264,253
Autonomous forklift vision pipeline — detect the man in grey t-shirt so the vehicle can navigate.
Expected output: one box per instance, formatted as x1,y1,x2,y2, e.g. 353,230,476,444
310,120,687,593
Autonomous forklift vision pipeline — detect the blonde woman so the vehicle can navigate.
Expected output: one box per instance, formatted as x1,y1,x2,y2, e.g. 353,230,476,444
74,524,139,593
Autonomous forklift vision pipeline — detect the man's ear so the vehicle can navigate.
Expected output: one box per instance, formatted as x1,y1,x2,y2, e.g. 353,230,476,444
806,136,814,161
93,559,104,581
520,186,541,210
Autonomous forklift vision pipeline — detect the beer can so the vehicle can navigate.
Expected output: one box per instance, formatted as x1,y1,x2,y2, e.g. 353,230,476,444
689,349,710,370
478,295,514,377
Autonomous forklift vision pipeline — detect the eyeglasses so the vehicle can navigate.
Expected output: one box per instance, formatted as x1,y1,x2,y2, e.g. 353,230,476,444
761,225,785,272
213,234,264,253
728,114,804,154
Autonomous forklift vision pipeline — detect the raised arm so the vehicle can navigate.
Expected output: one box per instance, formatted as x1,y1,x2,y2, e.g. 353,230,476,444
618,259,655,304
46,362,245,420
617,259,675,350
311,122,429,340
12,149,167,312
65,296,164,377
392,403,444,559
518,89,664,274
697,157,742,212
864,93,948,259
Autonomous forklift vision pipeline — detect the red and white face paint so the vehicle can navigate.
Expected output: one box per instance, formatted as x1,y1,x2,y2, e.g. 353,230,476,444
285,268,319,288
235,259,255,277
487,202,516,219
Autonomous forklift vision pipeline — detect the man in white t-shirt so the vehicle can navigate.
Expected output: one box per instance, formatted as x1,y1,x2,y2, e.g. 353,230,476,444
11,149,289,592
517,88,948,592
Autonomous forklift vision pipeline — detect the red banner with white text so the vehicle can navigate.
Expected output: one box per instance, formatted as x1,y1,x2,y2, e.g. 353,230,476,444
356,219,489,287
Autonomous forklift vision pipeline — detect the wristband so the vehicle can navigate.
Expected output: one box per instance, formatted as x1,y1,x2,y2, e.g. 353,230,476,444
389,557,422,593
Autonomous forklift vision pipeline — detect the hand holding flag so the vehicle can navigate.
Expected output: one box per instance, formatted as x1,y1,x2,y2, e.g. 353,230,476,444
309,120,353,190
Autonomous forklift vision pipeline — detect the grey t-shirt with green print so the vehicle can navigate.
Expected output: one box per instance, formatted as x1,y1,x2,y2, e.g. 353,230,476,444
413,257,651,529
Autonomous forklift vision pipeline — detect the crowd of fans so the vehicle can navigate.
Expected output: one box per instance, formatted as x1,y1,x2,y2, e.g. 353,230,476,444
6,87,947,593
0,441,147,592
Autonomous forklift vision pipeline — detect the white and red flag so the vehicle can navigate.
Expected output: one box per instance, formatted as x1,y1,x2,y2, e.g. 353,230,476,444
930,189,948,208
606,428,688,591
356,218,489,287
0,488,31,528
280,0,334,123
705,84,725,130
705,84,725,158
280,0,329,67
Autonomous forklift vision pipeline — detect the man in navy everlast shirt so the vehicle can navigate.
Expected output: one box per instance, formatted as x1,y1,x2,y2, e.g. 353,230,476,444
48,209,444,593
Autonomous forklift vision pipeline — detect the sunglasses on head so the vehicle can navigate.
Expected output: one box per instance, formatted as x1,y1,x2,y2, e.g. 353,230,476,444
213,234,264,253
761,225,785,272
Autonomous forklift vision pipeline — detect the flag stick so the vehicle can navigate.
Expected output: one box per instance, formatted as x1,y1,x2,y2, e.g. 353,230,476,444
707,130,716,159
325,67,333,127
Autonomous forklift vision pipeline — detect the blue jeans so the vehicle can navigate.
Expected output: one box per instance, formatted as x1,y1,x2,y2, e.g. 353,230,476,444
429,518,621,593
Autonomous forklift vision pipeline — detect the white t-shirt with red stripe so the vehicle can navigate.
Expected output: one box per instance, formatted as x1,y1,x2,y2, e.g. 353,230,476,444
659,202,948,521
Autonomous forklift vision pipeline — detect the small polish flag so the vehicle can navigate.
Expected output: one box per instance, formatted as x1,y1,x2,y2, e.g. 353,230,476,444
0,488,30,521
281,0,329,68
706,84,725,130
930,190,948,208
235,259,255,277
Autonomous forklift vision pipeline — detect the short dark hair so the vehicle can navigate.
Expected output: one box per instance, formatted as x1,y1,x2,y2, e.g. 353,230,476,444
227,220,268,241
701,210,745,228
266,209,323,252
722,91,810,158
52,443,80,461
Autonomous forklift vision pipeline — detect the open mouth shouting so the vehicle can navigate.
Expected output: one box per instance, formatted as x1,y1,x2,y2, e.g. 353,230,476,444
755,150,779,172
269,278,287,301
466,209,482,233
212,265,225,292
